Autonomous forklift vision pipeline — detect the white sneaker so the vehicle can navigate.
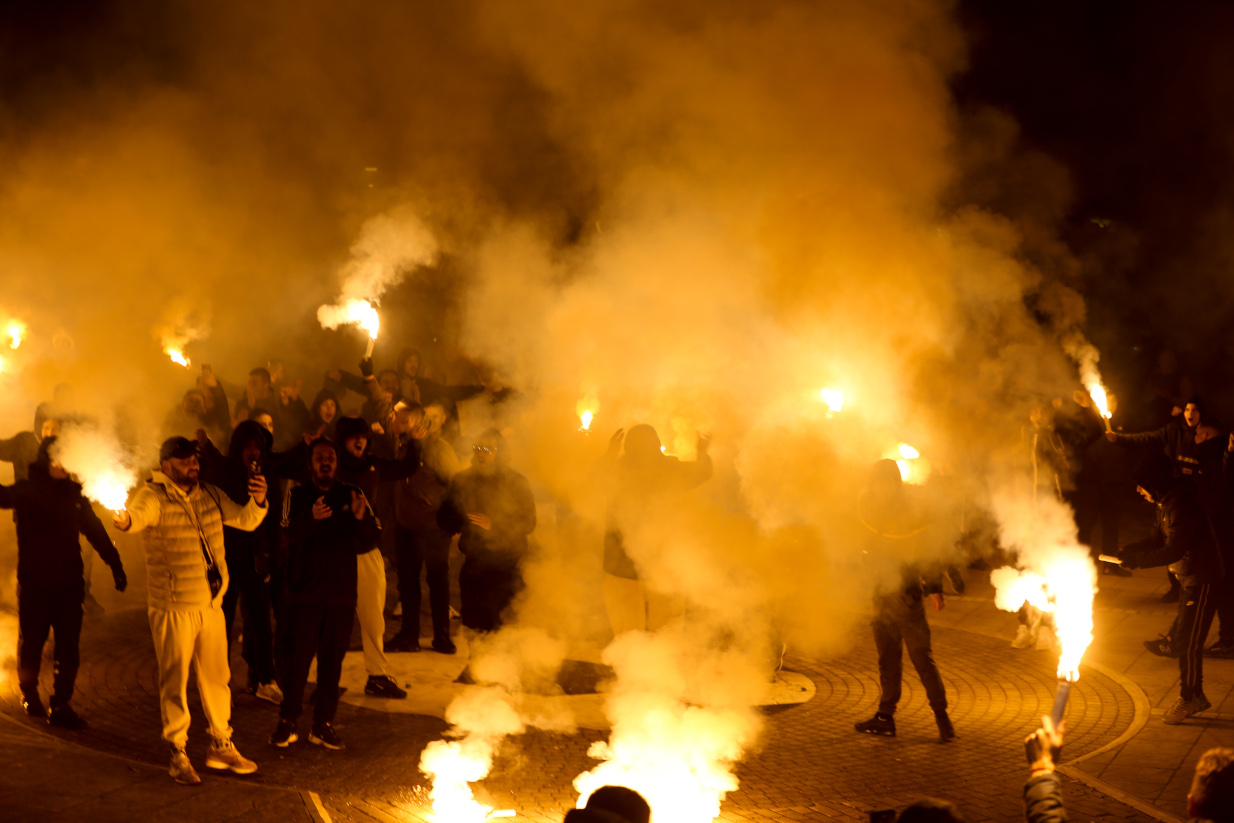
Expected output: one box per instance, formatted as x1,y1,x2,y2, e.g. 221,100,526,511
170,748,201,785
205,739,258,775
254,682,283,705
1012,625,1035,649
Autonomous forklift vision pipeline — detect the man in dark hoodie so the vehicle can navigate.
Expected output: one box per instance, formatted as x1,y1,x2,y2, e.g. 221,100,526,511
1109,397,1210,603
0,437,127,726
333,413,419,698
199,419,283,705
854,459,954,742
272,438,381,751
437,429,536,634
1119,452,1226,724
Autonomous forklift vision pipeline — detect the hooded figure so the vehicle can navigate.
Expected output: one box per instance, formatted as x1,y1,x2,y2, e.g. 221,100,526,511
1120,452,1225,724
307,389,340,441
437,429,536,633
597,424,712,635
0,436,127,726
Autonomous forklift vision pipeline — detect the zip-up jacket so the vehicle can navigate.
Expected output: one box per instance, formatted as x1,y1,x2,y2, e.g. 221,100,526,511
1112,417,1201,477
282,480,381,604
1123,477,1225,587
123,471,268,610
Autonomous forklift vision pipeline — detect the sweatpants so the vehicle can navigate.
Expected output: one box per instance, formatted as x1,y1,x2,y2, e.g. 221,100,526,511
18,580,84,708
279,601,354,726
356,548,388,676
148,605,233,749
872,592,948,717
1177,584,1218,701
602,573,685,636
395,527,451,641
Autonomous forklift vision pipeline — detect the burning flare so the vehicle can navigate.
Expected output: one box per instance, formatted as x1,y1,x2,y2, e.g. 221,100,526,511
576,396,599,432
50,426,137,514
6,320,25,349
991,552,1095,681
819,387,844,414
166,348,191,368
318,298,381,357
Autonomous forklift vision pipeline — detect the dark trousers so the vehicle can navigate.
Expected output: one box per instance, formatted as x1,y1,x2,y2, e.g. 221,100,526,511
1176,584,1218,700
459,560,523,633
278,600,355,725
395,526,451,640
17,580,84,708
872,592,947,716
221,553,276,686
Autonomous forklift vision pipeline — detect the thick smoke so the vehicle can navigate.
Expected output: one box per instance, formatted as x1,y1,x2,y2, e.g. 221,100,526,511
0,1,1100,819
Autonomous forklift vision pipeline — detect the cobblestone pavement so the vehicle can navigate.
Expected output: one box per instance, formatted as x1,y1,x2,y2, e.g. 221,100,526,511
0,588,1167,823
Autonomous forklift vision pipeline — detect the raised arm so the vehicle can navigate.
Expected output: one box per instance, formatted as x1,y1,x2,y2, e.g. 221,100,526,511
118,485,162,533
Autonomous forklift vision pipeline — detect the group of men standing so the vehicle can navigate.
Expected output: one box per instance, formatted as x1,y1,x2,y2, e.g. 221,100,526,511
0,354,538,785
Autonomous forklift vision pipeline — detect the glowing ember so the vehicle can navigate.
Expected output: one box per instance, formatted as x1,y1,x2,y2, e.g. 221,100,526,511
6,320,24,349
420,739,495,823
580,410,593,431
991,554,1095,681
50,425,137,515
167,348,190,368
819,387,844,413
897,443,919,459
83,474,131,514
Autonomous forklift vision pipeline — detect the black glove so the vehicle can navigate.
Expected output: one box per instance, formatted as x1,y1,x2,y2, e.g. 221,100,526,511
1119,552,1140,571
112,566,128,593
359,357,374,378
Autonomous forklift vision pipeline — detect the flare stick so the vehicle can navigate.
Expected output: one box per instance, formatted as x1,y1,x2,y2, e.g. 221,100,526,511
364,337,376,359
1050,679,1072,729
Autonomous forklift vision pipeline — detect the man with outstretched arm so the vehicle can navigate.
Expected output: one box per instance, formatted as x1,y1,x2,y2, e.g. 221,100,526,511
114,436,268,785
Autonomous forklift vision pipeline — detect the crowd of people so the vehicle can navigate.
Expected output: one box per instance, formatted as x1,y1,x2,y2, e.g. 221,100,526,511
0,352,542,783
4,346,1234,821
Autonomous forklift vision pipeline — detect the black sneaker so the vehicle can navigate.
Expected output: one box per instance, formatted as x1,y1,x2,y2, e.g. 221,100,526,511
20,691,44,718
945,566,966,595
432,636,457,655
270,719,298,748
1206,640,1234,658
47,705,86,729
854,713,896,736
364,675,407,699
386,632,421,653
1144,635,1179,658
309,723,344,750
935,710,955,742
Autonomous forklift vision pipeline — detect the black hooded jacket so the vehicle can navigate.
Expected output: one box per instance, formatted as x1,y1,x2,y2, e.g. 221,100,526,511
1113,416,1202,477
0,462,122,587
199,419,286,573
438,464,536,570
1122,456,1225,587
333,415,421,502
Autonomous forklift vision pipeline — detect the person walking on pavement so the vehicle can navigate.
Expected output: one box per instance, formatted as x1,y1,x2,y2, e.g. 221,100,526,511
115,436,269,785
854,459,955,742
271,438,381,751
1118,452,1225,724
0,437,127,727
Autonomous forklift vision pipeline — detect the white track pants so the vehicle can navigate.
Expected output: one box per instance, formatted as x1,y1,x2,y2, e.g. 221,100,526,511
356,548,388,677
147,605,232,749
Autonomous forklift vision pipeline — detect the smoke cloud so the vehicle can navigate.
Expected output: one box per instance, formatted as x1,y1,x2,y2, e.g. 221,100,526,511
0,0,1105,818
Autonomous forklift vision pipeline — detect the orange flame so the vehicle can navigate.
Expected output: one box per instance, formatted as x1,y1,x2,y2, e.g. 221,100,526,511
992,555,1095,681
6,320,24,350
819,387,844,413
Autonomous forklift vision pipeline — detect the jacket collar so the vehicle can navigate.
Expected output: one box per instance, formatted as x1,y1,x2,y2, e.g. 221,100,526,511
150,470,198,500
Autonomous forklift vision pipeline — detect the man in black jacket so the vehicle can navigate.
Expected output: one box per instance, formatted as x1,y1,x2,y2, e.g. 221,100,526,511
1119,452,1225,724
437,429,536,634
0,437,127,726
271,438,380,751
854,460,954,742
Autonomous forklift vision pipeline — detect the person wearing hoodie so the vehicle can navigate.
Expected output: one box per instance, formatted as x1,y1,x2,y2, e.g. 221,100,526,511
196,419,284,705
437,429,536,634
1118,452,1226,724
564,786,651,823
595,425,712,636
0,437,127,727
271,438,381,751
114,436,268,785
305,389,340,441
332,413,419,698
853,459,954,742
1109,397,1211,603
0,413,60,483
